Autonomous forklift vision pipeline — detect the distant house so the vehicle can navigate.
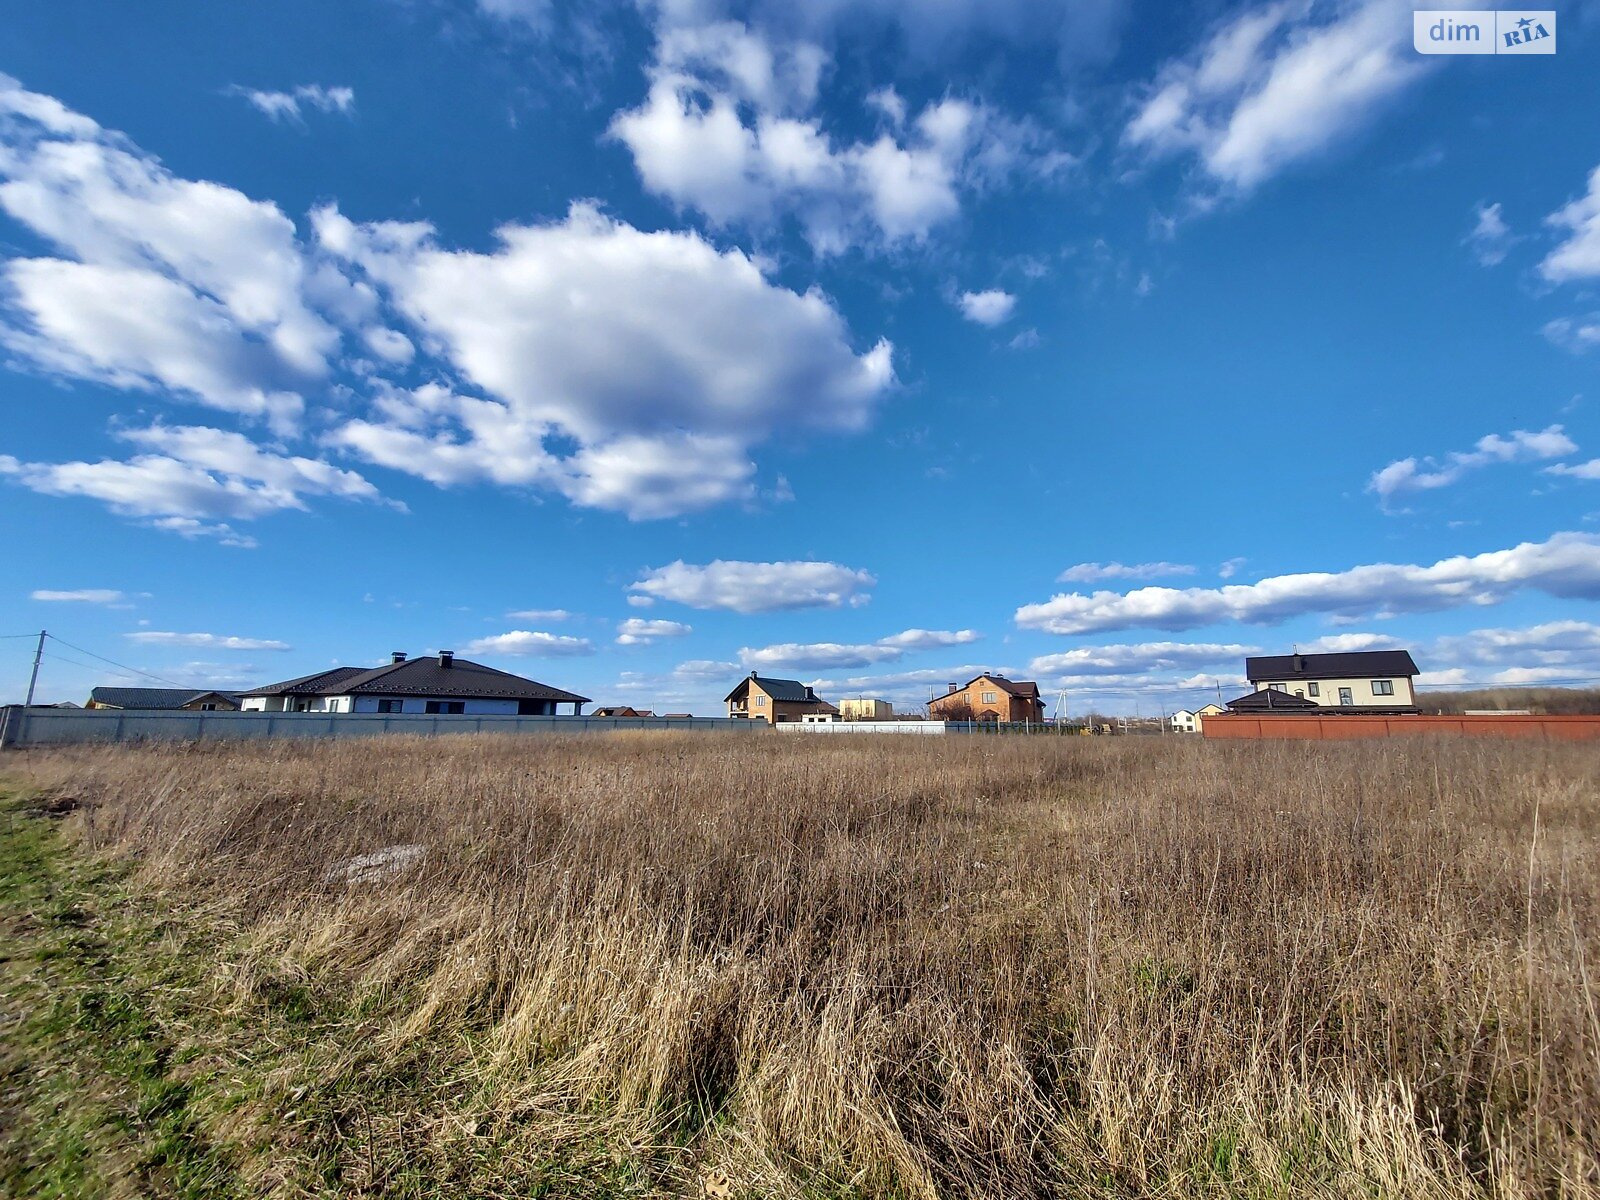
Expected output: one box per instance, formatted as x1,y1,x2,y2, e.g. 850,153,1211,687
839,698,894,721
928,674,1045,723
592,706,655,718
240,651,589,715
725,673,838,724
1246,650,1420,714
86,687,240,711
1171,702,1224,733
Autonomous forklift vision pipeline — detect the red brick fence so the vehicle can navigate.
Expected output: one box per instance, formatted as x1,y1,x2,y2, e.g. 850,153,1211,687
1202,714,1600,741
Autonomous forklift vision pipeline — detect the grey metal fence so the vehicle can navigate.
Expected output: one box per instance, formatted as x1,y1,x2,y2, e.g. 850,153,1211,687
0,706,764,749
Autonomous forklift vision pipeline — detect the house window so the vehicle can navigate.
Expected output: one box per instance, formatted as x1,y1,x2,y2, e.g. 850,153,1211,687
755,695,766,707
1308,682,1319,697
377,699,402,714
1371,680,1394,696
1269,683,1286,692
200,703,217,711
425,701,465,715
981,691,998,704
1338,688,1353,706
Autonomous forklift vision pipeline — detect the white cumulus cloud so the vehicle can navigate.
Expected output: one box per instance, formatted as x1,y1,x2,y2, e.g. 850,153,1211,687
463,630,596,657
30,588,127,603
1125,0,1425,193
126,631,290,650
1016,532,1600,635
740,628,978,670
1465,201,1513,266
628,559,875,612
611,21,1068,253
1028,641,1257,679
955,289,1016,326
616,618,694,645
0,75,346,430
318,203,892,519
0,425,388,541
231,84,356,123
1058,561,1197,583
1541,164,1600,283
1367,425,1578,507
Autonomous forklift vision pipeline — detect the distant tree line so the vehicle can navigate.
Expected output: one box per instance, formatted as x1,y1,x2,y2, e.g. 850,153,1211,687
1421,687,1600,716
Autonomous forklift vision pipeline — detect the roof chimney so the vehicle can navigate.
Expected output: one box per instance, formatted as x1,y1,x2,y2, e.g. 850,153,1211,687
948,682,958,694
1293,653,1305,672
391,651,407,664
438,650,454,668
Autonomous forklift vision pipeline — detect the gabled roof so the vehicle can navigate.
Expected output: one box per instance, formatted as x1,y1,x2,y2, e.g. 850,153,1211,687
244,656,589,703
1224,689,1321,712
240,666,370,697
1246,650,1419,682
87,686,240,710
723,674,830,704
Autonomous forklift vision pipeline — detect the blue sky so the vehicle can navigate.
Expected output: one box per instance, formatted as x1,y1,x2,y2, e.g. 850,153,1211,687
3,0,1600,715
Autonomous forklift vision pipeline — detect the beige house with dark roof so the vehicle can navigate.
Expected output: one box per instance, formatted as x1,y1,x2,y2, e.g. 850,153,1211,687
1246,650,1420,713
725,673,838,723
928,673,1045,723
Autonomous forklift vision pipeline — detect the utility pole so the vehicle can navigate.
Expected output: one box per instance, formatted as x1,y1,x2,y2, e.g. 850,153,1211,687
24,630,45,706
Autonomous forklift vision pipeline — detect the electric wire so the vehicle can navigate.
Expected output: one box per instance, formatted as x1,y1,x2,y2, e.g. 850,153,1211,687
42,634,196,689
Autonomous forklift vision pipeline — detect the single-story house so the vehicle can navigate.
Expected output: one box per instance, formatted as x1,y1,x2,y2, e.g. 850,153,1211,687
1246,650,1420,714
928,674,1046,723
725,673,838,723
240,651,589,715
86,687,241,711
1171,702,1225,733
592,706,655,718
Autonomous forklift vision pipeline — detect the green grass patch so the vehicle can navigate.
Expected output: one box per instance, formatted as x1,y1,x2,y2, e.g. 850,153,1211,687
0,792,239,1199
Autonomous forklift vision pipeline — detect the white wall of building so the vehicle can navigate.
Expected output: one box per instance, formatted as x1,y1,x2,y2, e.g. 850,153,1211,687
243,695,551,715
347,695,533,715
1254,676,1415,708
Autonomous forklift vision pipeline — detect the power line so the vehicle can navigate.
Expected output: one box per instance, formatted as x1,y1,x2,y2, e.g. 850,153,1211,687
43,633,195,689
40,649,148,678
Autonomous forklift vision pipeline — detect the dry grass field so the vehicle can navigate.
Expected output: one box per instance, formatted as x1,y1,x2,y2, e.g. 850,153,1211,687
1,732,1598,1199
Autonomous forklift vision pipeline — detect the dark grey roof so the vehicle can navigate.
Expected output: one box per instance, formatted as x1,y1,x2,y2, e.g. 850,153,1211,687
240,666,371,698
1246,650,1419,682
724,674,829,704
87,686,239,710
245,656,589,704
1224,689,1321,712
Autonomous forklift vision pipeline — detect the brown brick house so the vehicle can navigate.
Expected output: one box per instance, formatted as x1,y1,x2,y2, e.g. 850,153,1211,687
725,673,838,723
928,673,1045,723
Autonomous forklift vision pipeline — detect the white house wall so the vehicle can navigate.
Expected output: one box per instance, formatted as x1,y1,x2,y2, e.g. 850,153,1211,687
347,696,532,715
244,696,544,714
1254,676,1415,707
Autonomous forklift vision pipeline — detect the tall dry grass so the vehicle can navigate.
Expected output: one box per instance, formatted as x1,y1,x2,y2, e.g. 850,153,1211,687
9,733,1600,1197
